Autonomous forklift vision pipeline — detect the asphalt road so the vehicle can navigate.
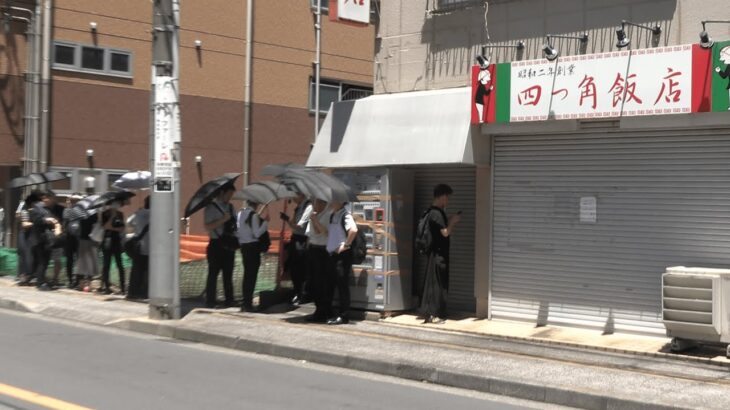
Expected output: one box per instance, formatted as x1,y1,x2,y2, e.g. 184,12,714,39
0,310,569,410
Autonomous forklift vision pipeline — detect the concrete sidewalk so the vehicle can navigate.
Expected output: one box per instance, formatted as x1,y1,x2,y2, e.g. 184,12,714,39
2,277,730,410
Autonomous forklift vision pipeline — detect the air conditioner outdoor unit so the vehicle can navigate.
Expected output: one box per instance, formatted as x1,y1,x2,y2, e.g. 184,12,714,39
662,266,730,357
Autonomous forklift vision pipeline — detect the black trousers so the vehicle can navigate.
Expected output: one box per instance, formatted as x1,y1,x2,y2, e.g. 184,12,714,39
32,244,50,286
307,246,330,318
65,235,79,284
419,253,448,318
240,243,261,307
102,235,125,292
206,239,235,307
324,249,352,319
128,253,149,299
289,235,309,297
17,230,35,281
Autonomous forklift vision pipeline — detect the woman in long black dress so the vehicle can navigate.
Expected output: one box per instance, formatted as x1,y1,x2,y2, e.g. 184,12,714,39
100,201,126,294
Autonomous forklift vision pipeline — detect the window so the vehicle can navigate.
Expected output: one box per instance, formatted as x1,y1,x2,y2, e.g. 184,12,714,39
49,172,72,191
437,0,482,7
54,43,76,66
48,167,129,195
433,0,483,13
310,0,329,13
309,79,373,113
52,41,133,77
81,46,104,70
110,51,130,73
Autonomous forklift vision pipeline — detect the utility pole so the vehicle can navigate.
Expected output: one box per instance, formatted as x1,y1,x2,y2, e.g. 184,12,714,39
149,0,181,319
313,0,321,142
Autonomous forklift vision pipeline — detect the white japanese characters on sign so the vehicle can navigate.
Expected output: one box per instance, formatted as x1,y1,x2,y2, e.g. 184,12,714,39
337,0,370,24
510,45,693,122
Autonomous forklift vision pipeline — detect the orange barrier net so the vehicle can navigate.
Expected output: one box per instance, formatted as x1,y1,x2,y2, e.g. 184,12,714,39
180,231,291,263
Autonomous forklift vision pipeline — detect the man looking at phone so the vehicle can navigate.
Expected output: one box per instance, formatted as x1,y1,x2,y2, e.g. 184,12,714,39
420,184,460,324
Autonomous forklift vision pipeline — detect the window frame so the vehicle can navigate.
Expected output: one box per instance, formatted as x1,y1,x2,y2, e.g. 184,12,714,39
309,80,341,114
107,48,134,76
48,167,130,196
80,45,106,72
309,78,373,114
52,41,134,78
52,41,78,69
310,0,329,13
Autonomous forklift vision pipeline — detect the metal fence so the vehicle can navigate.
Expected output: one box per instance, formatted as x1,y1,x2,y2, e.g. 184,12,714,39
0,247,278,300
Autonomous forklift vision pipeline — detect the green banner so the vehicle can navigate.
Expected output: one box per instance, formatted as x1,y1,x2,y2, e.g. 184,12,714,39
712,40,730,112
496,63,511,123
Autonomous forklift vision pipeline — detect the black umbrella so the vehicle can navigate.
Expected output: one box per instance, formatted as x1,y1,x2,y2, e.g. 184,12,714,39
7,171,70,189
261,163,307,177
67,195,101,221
282,179,313,198
88,190,136,209
280,169,357,203
233,181,297,204
184,173,242,218
279,170,330,201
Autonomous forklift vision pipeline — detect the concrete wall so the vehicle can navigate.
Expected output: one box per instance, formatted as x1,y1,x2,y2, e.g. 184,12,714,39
375,0,730,93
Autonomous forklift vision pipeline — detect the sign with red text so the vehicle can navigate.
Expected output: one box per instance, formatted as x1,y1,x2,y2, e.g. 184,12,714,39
471,44,715,124
337,0,370,24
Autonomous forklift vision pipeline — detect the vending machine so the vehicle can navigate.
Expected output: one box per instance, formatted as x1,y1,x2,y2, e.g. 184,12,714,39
334,168,415,313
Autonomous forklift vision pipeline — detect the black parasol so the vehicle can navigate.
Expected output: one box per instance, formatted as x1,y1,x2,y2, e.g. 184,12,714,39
184,173,241,218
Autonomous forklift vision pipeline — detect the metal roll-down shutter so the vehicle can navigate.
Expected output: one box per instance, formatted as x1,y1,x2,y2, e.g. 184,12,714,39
491,130,730,334
412,166,476,313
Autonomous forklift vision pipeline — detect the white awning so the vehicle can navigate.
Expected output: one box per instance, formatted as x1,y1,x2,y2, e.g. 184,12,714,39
306,87,487,168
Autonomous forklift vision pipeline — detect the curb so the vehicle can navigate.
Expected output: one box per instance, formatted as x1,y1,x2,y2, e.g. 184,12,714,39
0,294,709,409
109,317,689,410
0,297,32,314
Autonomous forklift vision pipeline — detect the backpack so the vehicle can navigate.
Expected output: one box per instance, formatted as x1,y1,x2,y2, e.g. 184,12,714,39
340,212,367,265
415,206,446,255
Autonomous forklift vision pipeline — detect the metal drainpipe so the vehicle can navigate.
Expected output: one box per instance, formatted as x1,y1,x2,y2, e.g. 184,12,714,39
32,1,42,173
243,0,253,186
38,0,51,172
5,6,35,174
314,0,321,142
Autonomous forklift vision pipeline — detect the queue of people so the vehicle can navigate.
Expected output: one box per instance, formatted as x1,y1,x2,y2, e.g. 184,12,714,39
13,181,459,326
14,190,150,298
203,184,359,325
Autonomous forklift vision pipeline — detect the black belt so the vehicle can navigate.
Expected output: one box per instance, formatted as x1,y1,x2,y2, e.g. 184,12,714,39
308,244,326,250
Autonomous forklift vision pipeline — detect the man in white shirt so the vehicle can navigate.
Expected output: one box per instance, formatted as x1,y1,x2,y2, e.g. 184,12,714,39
237,201,269,311
305,198,331,322
280,193,312,305
324,201,357,325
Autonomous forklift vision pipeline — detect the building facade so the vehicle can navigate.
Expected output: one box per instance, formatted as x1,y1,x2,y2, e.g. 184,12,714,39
0,0,375,237
308,0,730,334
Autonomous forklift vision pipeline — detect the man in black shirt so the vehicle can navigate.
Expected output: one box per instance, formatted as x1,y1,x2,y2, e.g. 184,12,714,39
420,184,460,324
28,191,58,290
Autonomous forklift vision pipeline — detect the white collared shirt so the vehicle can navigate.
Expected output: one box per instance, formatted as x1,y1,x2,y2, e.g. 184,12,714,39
326,207,356,254
293,201,313,236
237,207,268,244
306,208,332,246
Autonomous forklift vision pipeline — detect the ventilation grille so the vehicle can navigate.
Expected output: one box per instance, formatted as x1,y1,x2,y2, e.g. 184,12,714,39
662,273,718,336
